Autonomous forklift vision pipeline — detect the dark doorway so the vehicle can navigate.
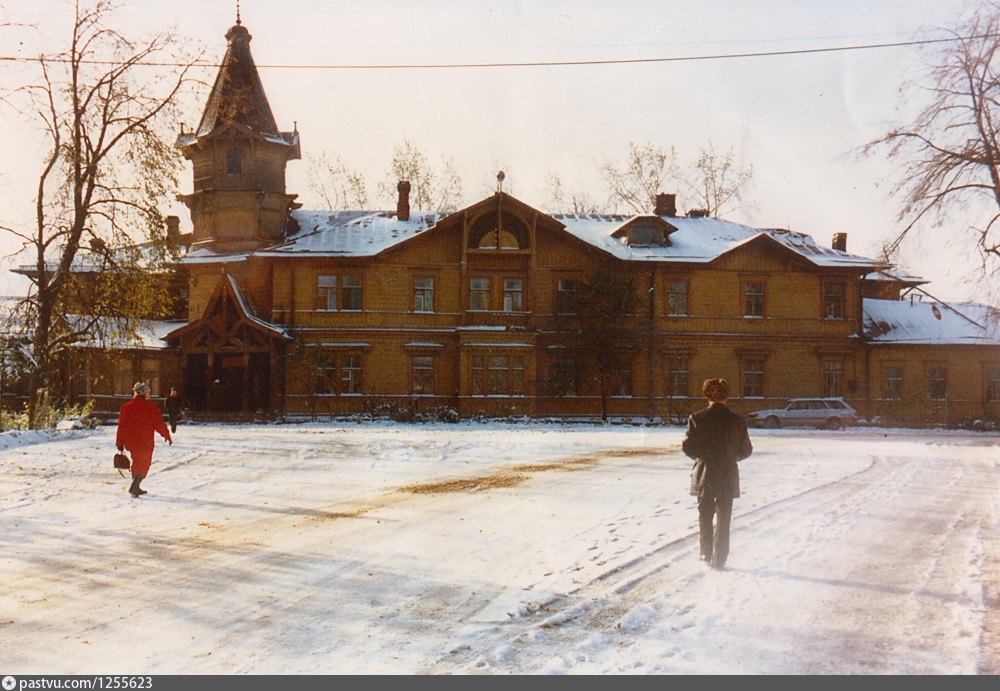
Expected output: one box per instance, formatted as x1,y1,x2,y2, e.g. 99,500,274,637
185,354,209,411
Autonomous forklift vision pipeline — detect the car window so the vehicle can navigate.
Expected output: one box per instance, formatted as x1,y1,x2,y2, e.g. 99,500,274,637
788,401,807,411
808,401,826,410
827,400,846,409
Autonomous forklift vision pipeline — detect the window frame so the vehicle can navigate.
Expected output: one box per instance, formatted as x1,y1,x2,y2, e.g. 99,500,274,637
413,276,435,313
743,281,765,318
665,355,689,398
928,366,948,401
823,282,846,319
823,360,844,397
987,368,1000,403
666,279,689,317
742,358,765,398
411,355,435,395
471,353,526,395
883,366,903,400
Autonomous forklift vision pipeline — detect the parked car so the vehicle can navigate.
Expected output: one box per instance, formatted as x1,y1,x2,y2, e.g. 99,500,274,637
746,397,860,430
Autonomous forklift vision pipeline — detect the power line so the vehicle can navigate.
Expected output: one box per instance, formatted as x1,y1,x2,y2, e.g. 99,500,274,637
0,33,995,70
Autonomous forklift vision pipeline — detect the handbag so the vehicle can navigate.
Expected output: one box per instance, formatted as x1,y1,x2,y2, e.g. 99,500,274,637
113,452,131,478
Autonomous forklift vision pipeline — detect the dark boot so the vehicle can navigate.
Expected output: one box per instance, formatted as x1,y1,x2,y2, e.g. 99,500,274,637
129,475,147,497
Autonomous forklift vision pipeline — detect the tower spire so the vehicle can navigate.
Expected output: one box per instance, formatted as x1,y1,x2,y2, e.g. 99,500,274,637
236,0,241,26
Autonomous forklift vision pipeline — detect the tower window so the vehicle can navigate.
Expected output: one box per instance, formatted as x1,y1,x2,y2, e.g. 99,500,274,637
226,147,244,176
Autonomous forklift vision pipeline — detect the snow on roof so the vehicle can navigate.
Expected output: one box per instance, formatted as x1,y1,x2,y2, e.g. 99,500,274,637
223,273,289,339
865,267,928,284
254,210,449,257
176,248,250,265
66,317,184,350
863,297,1000,345
177,204,882,270
554,214,881,268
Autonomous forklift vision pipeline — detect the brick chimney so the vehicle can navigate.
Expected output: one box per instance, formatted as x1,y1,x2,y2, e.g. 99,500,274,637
654,193,677,217
397,180,411,221
165,215,181,250
832,232,847,252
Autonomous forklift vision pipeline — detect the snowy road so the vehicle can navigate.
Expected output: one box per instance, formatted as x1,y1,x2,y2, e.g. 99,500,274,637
0,422,996,674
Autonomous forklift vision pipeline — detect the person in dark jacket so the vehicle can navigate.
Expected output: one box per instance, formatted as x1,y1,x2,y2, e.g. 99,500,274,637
682,378,753,570
164,386,183,433
116,381,172,497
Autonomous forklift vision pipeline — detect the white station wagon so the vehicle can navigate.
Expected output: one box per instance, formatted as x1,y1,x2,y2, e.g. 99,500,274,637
746,397,860,430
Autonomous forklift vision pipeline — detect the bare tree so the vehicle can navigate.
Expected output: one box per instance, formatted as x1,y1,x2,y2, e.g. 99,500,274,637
548,269,644,421
378,138,464,212
600,141,680,214
687,141,755,218
544,170,601,214
0,0,196,425
307,151,369,209
864,2,1000,286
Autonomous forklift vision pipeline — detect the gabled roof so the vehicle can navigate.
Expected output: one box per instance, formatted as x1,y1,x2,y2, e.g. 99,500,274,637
163,272,289,343
863,297,1000,345
174,193,883,271
554,214,881,268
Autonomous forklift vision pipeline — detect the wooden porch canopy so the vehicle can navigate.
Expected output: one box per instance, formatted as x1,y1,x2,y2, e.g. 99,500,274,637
163,272,290,353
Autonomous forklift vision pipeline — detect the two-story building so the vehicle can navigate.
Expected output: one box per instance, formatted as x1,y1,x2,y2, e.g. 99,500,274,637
44,16,1000,426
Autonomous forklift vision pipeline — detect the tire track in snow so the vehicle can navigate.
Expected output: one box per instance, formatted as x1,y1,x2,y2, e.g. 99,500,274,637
425,449,996,674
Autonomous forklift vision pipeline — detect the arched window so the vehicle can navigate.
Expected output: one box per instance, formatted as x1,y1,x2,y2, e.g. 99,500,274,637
469,211,528,250
226,147,244,176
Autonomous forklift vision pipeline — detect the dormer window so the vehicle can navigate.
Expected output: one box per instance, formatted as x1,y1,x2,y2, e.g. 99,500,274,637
612,216,675,247
226,147,244,176
630,225,661,246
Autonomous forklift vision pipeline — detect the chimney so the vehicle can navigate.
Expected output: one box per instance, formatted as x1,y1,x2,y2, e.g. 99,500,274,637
165,215,181,250
654,193,677,217
832,232,847,252
396,180,411,221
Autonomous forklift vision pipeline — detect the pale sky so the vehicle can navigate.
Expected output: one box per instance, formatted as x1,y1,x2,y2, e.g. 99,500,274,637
0,0,989,301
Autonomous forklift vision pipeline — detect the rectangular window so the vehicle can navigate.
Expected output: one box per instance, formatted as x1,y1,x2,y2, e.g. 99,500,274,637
667,280,688,316
113,360,133,395
470,277,491,311
609,366,633,396
226,147,243,176
824,283,845,319
488,355,509,394
884,367,903,400
556,279,578,314
412,355,434,394
928,367,947,400
987,369,1000,402
341,275,362,311
472,354,524,395
743,359,765,398
318,275,337,311
341,355,363,394
743,282,765,317
823,361,843,397
413,277,435,313
666,356,689,397
316,354,363,394
503,278,524,312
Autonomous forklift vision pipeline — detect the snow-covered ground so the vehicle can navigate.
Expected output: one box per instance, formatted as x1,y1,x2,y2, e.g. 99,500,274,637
1,421,997,674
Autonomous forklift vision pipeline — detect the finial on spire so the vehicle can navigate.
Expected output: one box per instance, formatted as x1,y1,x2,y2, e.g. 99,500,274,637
236,0,242,25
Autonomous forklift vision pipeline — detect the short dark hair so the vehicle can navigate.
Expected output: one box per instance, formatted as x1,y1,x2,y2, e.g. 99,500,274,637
702,378,730,402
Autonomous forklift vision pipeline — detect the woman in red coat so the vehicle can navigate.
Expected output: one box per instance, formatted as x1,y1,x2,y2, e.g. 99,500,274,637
116,381,172,497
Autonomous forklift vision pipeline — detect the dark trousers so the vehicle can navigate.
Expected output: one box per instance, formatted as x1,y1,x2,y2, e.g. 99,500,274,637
698,495,734,568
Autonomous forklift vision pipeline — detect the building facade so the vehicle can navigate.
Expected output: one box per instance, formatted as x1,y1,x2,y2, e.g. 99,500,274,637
49,17,1000,426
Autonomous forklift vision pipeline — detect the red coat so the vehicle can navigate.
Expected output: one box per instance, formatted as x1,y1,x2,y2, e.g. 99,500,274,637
116,396,171,476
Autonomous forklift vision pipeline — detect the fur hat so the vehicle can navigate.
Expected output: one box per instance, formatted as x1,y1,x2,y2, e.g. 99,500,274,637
133,381,151,397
